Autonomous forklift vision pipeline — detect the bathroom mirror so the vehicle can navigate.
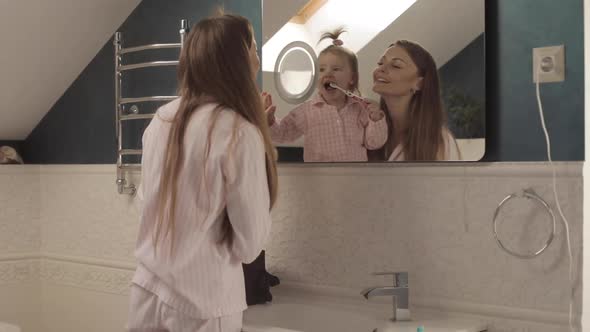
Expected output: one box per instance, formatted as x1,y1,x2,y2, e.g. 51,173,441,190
262,0,486,163
274,41,319,104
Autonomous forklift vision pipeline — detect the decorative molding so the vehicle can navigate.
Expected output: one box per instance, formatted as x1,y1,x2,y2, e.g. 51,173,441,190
42,253,135,271
0,258,39,285
0,253,40,262
39,253,134,295
40,259,133,295
0,253,134,295
0,253,135,271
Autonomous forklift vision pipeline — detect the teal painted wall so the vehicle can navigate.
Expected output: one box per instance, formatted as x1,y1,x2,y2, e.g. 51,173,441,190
22,0,262,163
494,0,584,160
439,34,485,139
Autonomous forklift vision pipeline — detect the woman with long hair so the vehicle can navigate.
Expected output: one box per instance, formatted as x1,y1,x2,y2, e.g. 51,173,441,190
369,40,460,161
127,12,277,332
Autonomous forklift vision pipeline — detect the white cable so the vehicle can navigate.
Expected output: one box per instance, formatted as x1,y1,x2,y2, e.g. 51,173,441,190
535,60,575,332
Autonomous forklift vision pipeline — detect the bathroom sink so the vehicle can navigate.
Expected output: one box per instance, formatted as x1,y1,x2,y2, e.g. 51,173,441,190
243,302,486,332
244,302,376,332
242,284,487,332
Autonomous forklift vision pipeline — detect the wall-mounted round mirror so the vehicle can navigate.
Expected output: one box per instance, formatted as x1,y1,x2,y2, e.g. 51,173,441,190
273,41,318,104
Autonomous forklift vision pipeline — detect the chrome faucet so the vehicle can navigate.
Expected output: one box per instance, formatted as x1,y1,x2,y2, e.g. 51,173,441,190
361,272,409,322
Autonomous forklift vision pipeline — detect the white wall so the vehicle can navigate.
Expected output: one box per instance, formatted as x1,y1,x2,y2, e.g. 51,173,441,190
0,166,41,332
0,0,141,140
38,165,139,332
0,163,583,331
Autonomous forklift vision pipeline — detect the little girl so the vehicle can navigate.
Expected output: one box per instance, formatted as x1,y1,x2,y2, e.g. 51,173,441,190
265,29,388,162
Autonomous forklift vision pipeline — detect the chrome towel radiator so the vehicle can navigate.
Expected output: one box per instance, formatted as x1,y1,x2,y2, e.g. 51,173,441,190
114,19,189,195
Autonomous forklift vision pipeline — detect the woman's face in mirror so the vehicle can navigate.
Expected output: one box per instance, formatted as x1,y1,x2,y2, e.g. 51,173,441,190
372,45,422,98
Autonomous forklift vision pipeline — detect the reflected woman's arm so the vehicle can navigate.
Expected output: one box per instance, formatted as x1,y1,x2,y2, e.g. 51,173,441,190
360,102,388,150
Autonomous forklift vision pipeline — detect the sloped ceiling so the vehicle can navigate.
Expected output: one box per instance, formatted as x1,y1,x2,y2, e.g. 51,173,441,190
262,0,485,99
0,0,141,140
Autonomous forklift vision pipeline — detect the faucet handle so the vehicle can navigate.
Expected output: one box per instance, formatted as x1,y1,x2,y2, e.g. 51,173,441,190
372,272,408,287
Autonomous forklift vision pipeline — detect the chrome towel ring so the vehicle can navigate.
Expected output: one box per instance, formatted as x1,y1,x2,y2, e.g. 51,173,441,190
492,189,556,259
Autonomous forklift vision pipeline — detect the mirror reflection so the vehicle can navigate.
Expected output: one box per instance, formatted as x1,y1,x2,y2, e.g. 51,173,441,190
274,41,318,104
262,0,486,163
278,49,310,95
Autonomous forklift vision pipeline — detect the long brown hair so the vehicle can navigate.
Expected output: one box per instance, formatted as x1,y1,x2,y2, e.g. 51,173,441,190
370,40,448,161
318,27,359,92
153,12,278,254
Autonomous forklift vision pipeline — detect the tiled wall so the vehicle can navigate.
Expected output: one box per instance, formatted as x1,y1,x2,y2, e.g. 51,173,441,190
0,166,42,332
0,163,582,331
267,164,582,315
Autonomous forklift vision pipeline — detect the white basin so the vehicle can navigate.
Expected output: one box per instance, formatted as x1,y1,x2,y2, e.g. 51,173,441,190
242,284,487,332
244,302,377,332
243,302,485,332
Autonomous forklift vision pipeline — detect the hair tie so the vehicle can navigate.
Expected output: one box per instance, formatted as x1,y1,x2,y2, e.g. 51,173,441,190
333,39,343,46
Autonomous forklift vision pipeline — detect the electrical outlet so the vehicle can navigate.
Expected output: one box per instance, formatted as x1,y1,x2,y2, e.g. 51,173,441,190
532,45,565,83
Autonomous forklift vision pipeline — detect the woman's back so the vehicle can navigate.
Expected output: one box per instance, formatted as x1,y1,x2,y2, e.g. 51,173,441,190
134,99,272,319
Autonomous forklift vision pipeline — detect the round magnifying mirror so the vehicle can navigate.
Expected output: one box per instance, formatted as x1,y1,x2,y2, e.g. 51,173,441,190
274,41,318,104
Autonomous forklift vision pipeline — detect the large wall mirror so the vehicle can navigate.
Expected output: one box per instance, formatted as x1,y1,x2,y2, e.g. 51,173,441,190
262,0,486,163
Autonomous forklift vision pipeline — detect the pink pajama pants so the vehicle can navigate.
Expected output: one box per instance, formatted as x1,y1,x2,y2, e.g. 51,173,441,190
126,285,243,332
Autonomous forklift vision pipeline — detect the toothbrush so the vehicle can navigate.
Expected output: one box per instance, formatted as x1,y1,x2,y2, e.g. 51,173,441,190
326,82,366,103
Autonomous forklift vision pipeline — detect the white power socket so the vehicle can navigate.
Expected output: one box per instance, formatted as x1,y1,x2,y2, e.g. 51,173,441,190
532,45,565,83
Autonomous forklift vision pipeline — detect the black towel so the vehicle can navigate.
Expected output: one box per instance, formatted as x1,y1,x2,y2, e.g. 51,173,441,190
242,250,280,305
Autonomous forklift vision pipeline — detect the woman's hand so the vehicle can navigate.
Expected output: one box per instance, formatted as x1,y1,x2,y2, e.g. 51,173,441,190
369,104,385,122
366,101,385,122
261,92,276,126
261,91,272,109
359,99,384,127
